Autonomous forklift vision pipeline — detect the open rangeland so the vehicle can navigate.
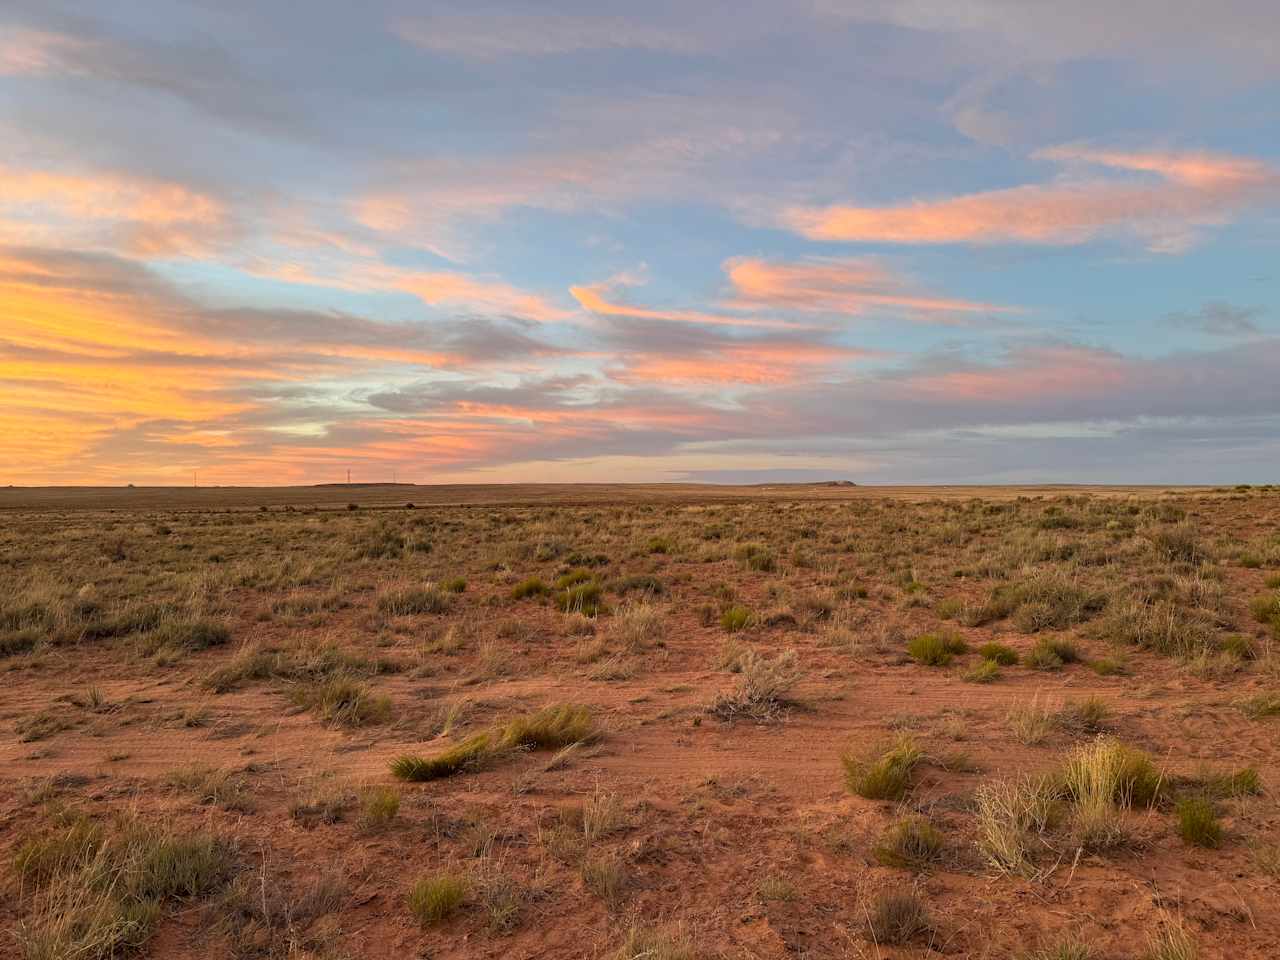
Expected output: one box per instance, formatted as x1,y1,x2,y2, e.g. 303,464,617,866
2,484,1279,960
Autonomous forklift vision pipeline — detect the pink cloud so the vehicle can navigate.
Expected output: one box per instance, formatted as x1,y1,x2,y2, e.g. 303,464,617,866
783,147,1280,251
723,256,1011,319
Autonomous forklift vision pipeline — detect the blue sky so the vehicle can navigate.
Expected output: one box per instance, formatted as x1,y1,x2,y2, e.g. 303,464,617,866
1,1,1278,484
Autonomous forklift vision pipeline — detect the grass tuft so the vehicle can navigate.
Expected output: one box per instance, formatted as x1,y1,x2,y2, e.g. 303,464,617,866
841,735,923,801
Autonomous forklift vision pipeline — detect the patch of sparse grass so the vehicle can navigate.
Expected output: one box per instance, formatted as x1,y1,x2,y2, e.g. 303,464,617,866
873,816,944,869
1019,937,1095,960
1146,921,1198,960
1057,696,1110,734
609,925,697,960
1008,694,1055,746
581,856,627,908
841,735,923,801
555,580,603,616
289,675,391,727
1026,636,1080,671
358,785,400,827
407,871,466,924
1236,693,1280,719
378,585,451,615
1061,738,1164,810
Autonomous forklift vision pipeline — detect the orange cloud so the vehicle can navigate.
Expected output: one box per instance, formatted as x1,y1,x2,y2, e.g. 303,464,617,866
723,256,1010,319
0,164,227,256
571,280,804,330
613,341,869,385
783,148,1279,251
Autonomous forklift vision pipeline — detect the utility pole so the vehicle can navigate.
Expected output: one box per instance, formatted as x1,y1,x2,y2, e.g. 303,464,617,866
193,471,197,489
347,468,351,485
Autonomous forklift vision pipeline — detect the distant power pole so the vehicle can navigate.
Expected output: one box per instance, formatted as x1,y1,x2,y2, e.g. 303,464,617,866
347,468,351,485
393,468,397,485
193,471,198,489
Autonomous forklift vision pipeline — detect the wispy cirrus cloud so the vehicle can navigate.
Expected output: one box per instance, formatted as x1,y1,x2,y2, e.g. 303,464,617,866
394,13,704,60
784,147,1280,252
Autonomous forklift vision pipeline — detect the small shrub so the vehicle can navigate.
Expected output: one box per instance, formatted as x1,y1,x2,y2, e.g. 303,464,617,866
873,817,944,869
709,649,801,722
906,631,967,666
1176,797,1222,848
407,872,466,924
645,536,672,555
441,577,467,593
841,735,922,800
555,581,602,616
1090,656,1128,676
978,641,1019,665
1026,637,1080,671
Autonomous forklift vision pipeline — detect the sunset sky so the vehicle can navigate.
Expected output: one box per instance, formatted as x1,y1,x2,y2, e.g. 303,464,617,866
2,1,1278,485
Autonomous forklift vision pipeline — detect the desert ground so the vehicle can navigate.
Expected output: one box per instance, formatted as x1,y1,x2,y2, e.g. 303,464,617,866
2,483,1279,960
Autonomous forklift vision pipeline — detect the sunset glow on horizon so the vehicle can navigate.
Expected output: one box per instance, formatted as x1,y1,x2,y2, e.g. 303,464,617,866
2,2,1278,485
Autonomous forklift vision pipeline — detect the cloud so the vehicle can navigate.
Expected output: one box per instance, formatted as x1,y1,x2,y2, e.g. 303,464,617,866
571,278,804,330
722,256,1012,319
0,163,229,256
1166,301,1263,337
395,13,703,60
783,147,1280,251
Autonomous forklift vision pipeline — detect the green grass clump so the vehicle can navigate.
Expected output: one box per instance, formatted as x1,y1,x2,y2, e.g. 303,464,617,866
407,872,466,924
1237,693,1280,719
733,543,777,572
359,786,400,827
841,736,923,801
906,631,967,666
978,641,1019,665
497,704,594,750
1019,938,1095,960
1194,766,1262,799
645,536,672,554
512,577,549,600
148,619,230,652
555,581,602,616
964,659,1000,683
1176,797,1222,848
1026,636,1081,671
872,817,944,869
1060,738,1164,809
719,605,751,633
390,704,595,781
1090,656,1128,676
1248,592,1280,624
440,577,467,594
390,733,493,781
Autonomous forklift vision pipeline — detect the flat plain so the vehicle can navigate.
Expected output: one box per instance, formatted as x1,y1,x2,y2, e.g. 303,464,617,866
2,483,1279,960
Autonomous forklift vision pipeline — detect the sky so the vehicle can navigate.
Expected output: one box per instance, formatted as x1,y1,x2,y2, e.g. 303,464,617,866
2,1,1279,486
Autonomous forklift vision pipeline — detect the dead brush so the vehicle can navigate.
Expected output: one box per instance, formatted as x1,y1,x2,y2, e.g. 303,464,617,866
708,648,801,722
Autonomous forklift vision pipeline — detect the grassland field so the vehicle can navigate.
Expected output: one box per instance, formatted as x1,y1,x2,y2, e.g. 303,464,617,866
2,483,1280,959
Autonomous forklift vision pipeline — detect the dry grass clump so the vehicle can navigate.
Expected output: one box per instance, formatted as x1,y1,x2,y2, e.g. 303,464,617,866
216,862,347,958
1008,694,1056,746
378,584,451,615
407,871,466,924
964,658,1001,683
1020,938,1095,960
1060,738,1164,809
609,925,697,960
864,888,932,945
358,785,400,827
289,675,392,727
391,704,596,781
13,814,232,960
873,816,944,869
1237,693,1280,719
974,775,1059,875
1026,636,1082,671
709,648,801,722
1147,921,1198,960
841,735,923,800
511,577,549,600
906,630,967,666
609,601,664,650
164,764,254,812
